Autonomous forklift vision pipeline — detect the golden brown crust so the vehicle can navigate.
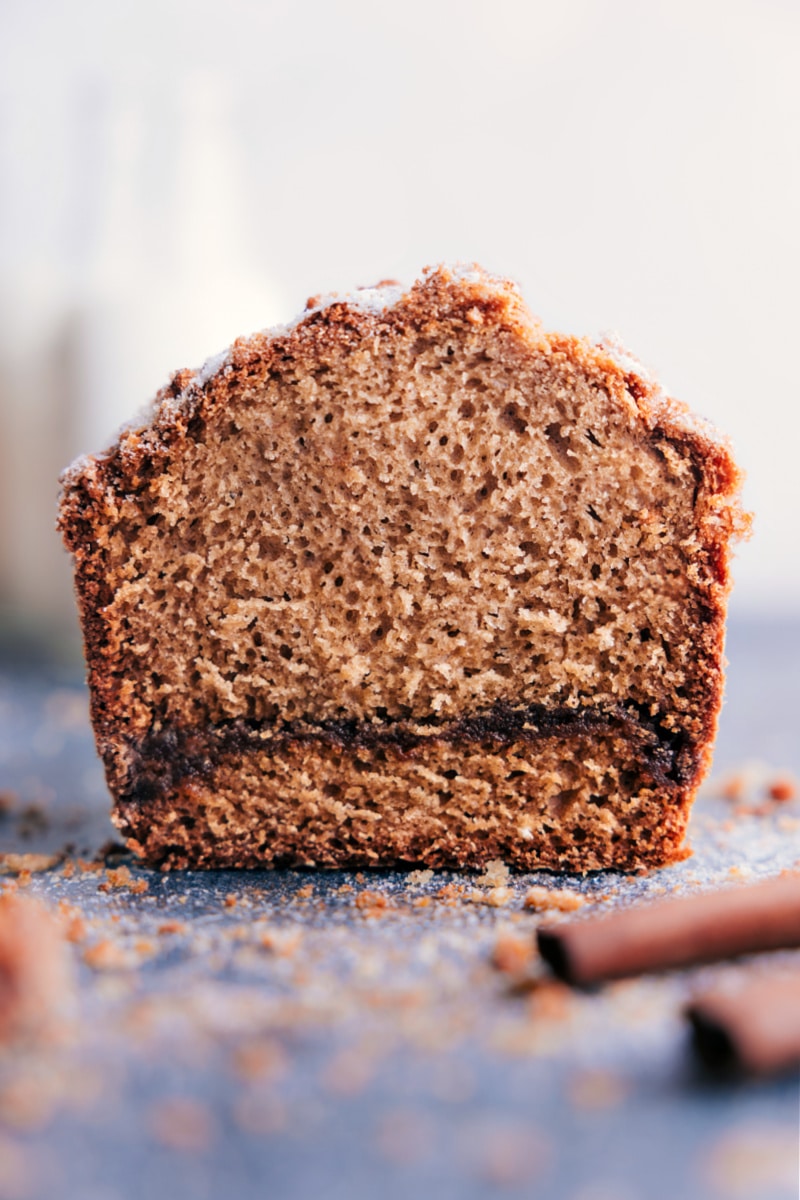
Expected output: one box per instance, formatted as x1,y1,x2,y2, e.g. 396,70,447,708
58,264,747,872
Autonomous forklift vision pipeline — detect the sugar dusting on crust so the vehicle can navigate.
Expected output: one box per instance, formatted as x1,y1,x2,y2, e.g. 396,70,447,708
60,266,517,485
59,264,735,493
195,348,230,389
595,331,736,452
595,333,659,389
186,265,502,397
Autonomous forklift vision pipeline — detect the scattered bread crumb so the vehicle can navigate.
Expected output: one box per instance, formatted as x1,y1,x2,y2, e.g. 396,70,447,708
98,865,148,893
157,920,187,936
231,1038,288,1083
82,939,130,972
718,773,747,802
0,853,62,876
527,980,572,1022
523,886,586,913
76,858,103,874
56,900,88,943
434,883,465,904
472,886,514,908
715,763,798,812
490,933,535,975
476,860,510,888
767,777,797,803
354,890,391,916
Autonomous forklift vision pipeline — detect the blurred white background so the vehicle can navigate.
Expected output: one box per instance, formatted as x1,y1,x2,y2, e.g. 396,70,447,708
1,0,798,656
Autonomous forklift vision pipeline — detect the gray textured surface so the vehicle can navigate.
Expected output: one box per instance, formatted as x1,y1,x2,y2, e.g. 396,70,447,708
0,618,798,1200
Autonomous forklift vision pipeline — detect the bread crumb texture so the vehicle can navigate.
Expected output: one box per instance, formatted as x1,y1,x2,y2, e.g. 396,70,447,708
58,265,746,871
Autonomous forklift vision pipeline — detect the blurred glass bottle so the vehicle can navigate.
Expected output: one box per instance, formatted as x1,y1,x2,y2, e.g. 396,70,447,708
73,71,285,454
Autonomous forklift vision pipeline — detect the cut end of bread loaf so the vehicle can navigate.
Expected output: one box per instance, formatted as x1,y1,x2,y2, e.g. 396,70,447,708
58,264,747,872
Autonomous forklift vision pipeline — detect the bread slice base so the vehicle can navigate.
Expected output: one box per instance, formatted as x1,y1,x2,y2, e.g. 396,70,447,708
114,704,692,872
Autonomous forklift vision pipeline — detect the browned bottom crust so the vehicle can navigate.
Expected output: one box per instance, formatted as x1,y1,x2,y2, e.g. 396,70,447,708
112,704,697,872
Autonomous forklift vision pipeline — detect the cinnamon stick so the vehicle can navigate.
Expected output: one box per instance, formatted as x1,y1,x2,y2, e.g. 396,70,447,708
688,970,800,1075
537,874,800,987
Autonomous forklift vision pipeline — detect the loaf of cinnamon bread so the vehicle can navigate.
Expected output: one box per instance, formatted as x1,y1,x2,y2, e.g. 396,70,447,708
58,266,746,871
